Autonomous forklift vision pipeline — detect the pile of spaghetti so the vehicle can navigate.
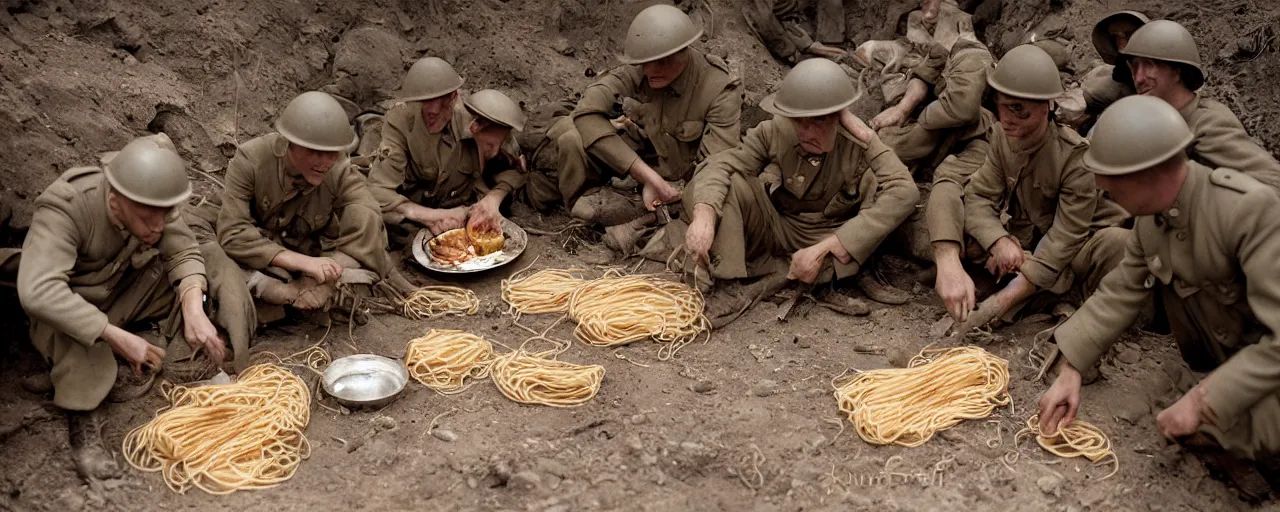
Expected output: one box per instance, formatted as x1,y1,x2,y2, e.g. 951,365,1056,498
501,267,586,315
567,273,709,358
122,364,311,495
490,347,605,408
401,285,480,319
404,329,496,394
1018,415,1120,479
834,346,1010,447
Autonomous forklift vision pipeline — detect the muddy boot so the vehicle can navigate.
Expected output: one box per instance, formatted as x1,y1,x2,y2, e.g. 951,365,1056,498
67,409,122,481
858,273,912,305
21,373,53,395
248,272,304,306
106,366,157,403
610,175,639,191
293,280,337,311
706,273,790,328
603,213,657,257
570,188,646,227
1183,433,1272,504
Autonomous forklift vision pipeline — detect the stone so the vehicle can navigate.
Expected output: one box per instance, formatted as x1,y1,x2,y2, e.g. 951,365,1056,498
796,336,812,349
508,470,541,492
1036,474,1062,496
1116,346,1141,365
641,453,659,466
629,413,648,425
691,380,715,394
1116,399,1150,425
751,379,778,397
625,434,644,452
432,429,458,442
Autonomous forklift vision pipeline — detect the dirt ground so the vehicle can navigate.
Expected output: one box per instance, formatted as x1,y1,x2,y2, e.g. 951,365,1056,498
2,0,1280,510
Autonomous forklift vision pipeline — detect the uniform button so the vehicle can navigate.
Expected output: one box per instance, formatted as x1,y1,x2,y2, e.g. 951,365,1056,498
1143,275,1156,288
1176,232,1187,241
1168,207,1180,218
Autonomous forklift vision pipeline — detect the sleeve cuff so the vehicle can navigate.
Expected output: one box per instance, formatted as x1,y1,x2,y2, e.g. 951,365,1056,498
73,312,112,347
167,260,206,285
176,275,207,299
972,228,1011,253
1020,256,1062,290
1054,316,1110,373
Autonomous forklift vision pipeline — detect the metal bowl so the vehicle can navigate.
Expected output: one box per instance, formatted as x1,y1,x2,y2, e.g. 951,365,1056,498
321,355,409,409
410,217,528,274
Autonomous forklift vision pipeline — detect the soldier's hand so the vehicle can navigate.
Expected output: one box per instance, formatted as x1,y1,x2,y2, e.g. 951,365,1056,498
428,206,469,235
1158,385,1209,442
870,107,907,130
642,181,681,212
685,206,716,267
935,260,976,322
183,309,227,366
292,278,336,311
467,197,502,233
787,244,827,284
986,236,1024,278
301,256,344,284
1037,358,1082,436
102,325,166,377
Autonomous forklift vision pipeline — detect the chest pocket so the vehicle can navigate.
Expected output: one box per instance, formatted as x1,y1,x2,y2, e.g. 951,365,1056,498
822,167,872,218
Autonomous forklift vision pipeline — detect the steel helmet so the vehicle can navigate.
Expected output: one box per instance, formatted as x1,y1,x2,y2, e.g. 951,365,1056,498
275,91,359,152
1084,95,1193,176
1121,20,1205,91
103,133,192,208
1091,10,1149,65
760,59,857,118
464,89,527,132
619,4,702,65
987,44,1064,100
397,57,464,102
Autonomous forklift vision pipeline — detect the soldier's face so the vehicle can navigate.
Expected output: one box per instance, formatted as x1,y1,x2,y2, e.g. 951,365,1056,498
792,113,839,155
469,120,512,161
642,51,688,89
287,144,341,187
1129,57,1184,100
920,0,942,23
1108,20,1140,52
421,92,457,134
109,192,171,245
995,93,1049,140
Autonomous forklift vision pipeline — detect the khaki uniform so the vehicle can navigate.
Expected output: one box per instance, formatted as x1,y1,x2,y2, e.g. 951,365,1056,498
542,49,741,207
1180,95,1280,192
962,123,1128,294
744,0,845,63
217,133,391,279
1080,64,1134,117
686,119,918,280
366,95,524,243
17,167,206,410
1056,163,1280,460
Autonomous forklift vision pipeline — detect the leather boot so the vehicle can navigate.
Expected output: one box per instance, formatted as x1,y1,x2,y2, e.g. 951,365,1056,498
858,273,912,305
67,409,122,481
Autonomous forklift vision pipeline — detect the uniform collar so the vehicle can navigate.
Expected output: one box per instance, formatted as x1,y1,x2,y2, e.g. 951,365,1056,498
1153,162,1204,230
1177,93,1201,121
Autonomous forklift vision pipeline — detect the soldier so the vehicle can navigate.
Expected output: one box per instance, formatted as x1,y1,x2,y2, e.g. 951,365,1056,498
367,57,527,247
529,4,741,252
1119,19,1280,191
1079,11,1148,124
217,91,391,312
682,59,918,318
743,0,847,64
17,135,228,480
1039,95,1280,500
934,45,1128,324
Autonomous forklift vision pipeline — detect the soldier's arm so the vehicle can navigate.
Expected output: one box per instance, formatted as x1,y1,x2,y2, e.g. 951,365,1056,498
832,136,919,266
366,108,416,220
1200,188,1280,426
326,167,392,278
917,50,991,131
1192,106,1280,191
1055,230,1152,371
695,80,744,161
572,66,644,174
1022,154,1098,289
16,200,110,345
687,120,776,220
484,137,527,200
216,146,288,270
963,142,1013,250
158,208,208,299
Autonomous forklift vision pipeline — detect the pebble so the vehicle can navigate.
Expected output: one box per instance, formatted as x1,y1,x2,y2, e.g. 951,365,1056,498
431,429,458,442
1116,399,1150,425
508,471,541,492
751,379,778,397
796,337,812,349
625,434,644,451
629,413,648,425
1117,346,1141,365
1036,474,1063,496
691,380,715,394
641,453,659,465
